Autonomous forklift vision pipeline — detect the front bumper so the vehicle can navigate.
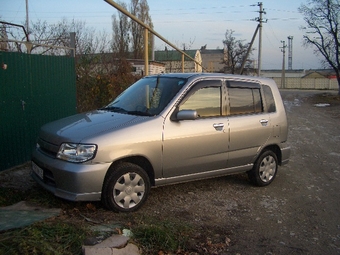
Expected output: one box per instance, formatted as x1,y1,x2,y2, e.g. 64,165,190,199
31,149,111,201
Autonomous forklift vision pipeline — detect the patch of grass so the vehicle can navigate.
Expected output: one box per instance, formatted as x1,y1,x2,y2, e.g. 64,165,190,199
0,188,26,207
132,218,193,254
0,186,62,208
309,92,340,105
25,186,64,208
0,221,92,255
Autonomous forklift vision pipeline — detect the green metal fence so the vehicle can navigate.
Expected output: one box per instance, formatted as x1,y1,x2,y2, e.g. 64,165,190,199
0,52,76,171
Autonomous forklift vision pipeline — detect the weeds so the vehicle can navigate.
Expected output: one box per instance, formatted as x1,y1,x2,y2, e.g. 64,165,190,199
132,217,193,254
0,186,62,208
0,184,196,254
309,92,340,104
0,188,25,206
0,221,92,255
25,186,64,208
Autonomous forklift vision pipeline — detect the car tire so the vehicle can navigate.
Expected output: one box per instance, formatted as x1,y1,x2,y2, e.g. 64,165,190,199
102,162,150,212
248,150,278,186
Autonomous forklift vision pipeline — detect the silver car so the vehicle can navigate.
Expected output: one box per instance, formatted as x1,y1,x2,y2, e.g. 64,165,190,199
31,73,290,212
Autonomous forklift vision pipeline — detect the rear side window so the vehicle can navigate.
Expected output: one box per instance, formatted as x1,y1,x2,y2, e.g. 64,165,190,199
262,85,276,113
227,81,263,116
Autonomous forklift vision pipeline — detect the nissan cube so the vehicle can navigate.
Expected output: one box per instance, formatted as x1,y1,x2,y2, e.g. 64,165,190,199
32,73,290,212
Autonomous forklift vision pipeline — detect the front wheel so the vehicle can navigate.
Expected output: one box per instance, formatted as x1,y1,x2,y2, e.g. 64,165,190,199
248,150,278,186
102,163,150,212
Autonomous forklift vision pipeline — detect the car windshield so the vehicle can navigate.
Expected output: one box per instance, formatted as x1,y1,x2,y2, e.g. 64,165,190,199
103,76,187,116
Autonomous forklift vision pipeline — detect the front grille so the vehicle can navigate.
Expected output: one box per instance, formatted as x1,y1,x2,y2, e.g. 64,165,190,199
38,137,59,158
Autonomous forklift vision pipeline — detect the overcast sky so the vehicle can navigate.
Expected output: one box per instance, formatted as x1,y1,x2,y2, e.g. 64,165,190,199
1,0,324,70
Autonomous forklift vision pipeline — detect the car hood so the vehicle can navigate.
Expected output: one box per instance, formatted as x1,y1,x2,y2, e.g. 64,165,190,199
40,110,147,145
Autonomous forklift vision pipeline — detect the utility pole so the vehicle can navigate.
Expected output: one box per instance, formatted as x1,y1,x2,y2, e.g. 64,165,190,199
240,24,259,75
256,2,266,76
280,40,287,89
25,0,33,53
26,0,29,41
287,36,293,70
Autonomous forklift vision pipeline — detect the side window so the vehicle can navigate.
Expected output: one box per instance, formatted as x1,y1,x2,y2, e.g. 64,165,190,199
262,85,276,113
228,87,263,115
253,89,262,113
179,86,221,117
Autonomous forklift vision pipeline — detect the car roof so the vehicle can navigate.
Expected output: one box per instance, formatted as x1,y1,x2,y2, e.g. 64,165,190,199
145,73,275,85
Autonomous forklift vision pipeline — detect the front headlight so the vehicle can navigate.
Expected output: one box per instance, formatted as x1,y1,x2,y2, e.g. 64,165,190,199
57,143,97,163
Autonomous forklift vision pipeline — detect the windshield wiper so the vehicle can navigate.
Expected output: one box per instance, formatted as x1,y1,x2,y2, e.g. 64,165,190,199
100,106,127,113
126,110,153,116
100,107,152,116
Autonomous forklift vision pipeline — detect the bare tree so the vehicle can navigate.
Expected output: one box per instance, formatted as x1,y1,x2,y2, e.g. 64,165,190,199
2,18,110,56
112,1,130,57
130,0,153,59
222,29,254,74
0,23,9,51
29,19,71,55
299,0,340,95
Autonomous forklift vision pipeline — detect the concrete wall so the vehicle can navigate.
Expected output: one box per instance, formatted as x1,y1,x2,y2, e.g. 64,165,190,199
272,77,338,90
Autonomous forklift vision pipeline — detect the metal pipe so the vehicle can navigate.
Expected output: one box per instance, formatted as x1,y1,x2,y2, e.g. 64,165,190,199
144,28,149,75
0,21,29,42
104,0,205,72
181,53,184,72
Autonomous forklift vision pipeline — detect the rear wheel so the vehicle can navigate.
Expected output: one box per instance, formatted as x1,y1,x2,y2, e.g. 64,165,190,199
248,150,278,186
102,163,150,212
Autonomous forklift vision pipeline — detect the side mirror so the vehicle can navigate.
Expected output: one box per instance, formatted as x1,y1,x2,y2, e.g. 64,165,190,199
176,110,198,121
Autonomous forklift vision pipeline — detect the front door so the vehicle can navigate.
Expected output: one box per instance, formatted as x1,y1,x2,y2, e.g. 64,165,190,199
162,79,229,178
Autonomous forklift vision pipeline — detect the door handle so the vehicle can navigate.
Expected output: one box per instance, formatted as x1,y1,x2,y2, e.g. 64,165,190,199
259,119,268,126
213,123,224,131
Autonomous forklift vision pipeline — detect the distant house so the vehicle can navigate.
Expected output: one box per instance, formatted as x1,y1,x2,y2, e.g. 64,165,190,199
77,53,165,76
302,71,327,79
302,69,336,79
129,59,165,75
154,49,201,73
200,47,226,73
154,46,226,73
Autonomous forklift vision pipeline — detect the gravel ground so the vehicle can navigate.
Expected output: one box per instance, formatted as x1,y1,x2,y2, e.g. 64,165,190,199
1,89,340,254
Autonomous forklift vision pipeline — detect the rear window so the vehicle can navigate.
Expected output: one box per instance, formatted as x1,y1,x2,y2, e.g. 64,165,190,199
262,85,276,113
227,81,263,115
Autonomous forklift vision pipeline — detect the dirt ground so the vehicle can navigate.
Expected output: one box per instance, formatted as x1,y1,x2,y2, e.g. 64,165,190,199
1,89,340,254
136,90,340,254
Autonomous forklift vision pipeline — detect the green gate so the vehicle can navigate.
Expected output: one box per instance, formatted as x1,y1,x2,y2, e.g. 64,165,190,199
0,52,77,171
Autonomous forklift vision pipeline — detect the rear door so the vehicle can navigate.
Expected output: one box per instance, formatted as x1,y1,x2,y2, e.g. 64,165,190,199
226,80,272,167
162,79,229,178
